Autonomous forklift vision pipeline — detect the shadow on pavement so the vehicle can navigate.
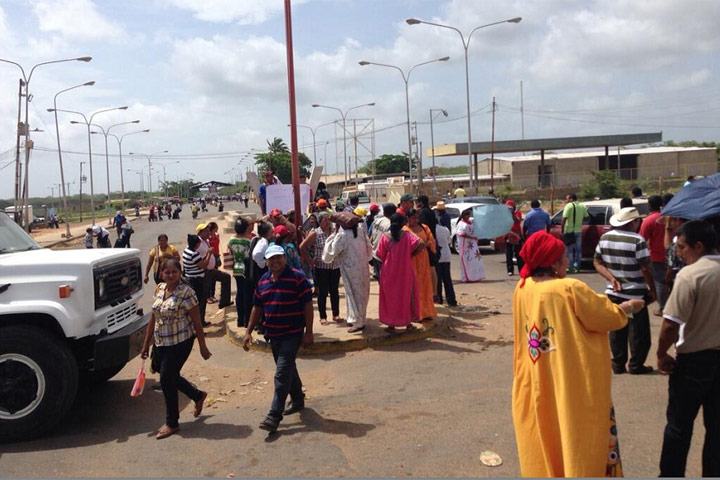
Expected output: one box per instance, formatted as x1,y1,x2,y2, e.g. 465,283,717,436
262,408,375,442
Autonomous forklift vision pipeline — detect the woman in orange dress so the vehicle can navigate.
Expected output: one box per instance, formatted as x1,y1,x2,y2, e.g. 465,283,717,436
403,209,437,321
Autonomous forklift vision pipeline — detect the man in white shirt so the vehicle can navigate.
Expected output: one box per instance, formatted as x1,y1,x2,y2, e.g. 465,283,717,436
656,220,720,477
196,223,232,326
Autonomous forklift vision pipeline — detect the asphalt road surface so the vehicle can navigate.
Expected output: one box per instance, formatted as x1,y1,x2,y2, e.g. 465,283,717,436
0,202,704,477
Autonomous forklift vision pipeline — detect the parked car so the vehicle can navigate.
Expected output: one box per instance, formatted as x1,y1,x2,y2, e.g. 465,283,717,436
441,202,507,253
337,190,371,206
548,198,649,261
446,196,501,205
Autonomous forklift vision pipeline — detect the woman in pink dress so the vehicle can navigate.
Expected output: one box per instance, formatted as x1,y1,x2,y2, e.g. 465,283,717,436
375,214,425,333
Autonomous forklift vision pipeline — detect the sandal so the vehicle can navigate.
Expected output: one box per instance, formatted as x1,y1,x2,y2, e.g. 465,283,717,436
156,425,179,440
319,318,330,326
194,391,207,418
384,326,396,333
406,324,418,332
333,317,344,323
207,297,218,304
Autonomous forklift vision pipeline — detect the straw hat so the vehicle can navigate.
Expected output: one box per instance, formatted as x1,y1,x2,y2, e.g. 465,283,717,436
609,207,641,227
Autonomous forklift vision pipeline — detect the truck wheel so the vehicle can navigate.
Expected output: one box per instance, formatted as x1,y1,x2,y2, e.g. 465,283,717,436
81,363,126,385
0,325,79,442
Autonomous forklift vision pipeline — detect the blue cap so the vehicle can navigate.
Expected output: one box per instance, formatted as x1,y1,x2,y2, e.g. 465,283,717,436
264,245,286,260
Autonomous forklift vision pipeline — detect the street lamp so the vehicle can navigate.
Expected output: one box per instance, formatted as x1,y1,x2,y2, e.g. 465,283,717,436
129,150,168,200
107,129,150,211
49,80,95,238
406,16,521,191
0,55,92,230
154,160,180,200
359,56,449,193
429,108,448,195
49,105,129,225
90,120,141,204
311,102,375,187
287,120,335,171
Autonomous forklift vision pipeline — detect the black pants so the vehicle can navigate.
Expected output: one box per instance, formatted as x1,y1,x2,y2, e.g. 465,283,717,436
660,349,720,477
608,294,651,372
204,268,231,307
315,268,340,320
188,276,207,322
157,337,203,429
234,276,253,327
371,257,382,279
505,241,524,274
435,262,457,305
268,333,304,422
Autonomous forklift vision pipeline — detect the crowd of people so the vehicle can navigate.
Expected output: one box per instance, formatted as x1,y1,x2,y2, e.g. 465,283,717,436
134,178,718,478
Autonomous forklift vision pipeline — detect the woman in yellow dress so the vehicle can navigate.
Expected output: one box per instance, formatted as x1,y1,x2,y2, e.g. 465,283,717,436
511,232,644,477
403,209,437,321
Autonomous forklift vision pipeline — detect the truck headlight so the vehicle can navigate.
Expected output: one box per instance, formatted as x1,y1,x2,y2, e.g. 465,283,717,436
98,278,106,299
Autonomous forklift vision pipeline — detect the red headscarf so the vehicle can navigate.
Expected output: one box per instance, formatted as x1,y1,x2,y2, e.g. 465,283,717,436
518,231,566,287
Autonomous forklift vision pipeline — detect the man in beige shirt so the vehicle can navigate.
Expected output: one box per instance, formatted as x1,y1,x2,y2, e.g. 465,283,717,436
656,220,720,477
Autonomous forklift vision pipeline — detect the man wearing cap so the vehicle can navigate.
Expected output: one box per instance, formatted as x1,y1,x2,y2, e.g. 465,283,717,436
315,198,332,214
196,223,232,325
370,203,396,279
594,207,657,375
243,245,314,433
397,193,413,215
267,208,297,234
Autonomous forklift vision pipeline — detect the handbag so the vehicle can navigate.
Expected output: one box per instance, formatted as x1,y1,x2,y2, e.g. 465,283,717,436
150,344,161,373
330,211,361,230
222,250,234,269
130,360,146,397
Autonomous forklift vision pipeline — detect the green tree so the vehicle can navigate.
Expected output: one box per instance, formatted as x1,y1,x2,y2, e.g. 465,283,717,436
254,143,312,184
359,153,414,174
579,169,622,199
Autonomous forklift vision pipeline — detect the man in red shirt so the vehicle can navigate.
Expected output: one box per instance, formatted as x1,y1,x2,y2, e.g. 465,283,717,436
639,195,666,316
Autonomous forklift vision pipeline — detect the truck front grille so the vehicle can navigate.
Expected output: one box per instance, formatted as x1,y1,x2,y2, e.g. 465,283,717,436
94,258,142,310
106,301,139,332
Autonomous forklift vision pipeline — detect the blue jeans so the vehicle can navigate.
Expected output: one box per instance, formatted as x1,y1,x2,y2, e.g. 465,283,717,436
659,349,720,477
652,261,667,310
566,232,582,269
268,333,305,422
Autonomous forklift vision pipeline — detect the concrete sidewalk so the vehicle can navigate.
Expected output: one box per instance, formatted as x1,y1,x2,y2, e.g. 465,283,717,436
32,210,147,247
212,209,449,355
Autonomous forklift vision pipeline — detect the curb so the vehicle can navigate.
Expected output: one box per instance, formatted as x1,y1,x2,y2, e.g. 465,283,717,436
224,308,445,355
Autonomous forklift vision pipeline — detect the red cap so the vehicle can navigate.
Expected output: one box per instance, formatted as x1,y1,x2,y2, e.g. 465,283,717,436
273,225,290,237
269,208,283,217
397,207,406,215
369,204,380,213
316,199,328,208
505,199,516,208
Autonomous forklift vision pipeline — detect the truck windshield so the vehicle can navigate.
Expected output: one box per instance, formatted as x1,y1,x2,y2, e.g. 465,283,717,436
0,213,42,254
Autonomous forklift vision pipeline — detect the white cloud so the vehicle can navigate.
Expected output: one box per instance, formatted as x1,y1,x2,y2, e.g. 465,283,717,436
161,0,311,25
32,0,126,41
661,70,711,92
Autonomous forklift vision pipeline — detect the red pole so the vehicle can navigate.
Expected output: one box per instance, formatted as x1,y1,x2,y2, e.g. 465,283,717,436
284,0,303,245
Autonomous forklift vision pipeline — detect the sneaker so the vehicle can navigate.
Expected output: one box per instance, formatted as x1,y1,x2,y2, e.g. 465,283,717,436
259,416,280,433
507,272,513,276
283,401,305,415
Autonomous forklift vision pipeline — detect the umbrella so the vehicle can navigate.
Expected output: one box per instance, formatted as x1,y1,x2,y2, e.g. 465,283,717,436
472,204,513,239
662,172,720,220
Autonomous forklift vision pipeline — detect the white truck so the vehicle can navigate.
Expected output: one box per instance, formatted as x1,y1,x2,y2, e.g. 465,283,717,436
0,212,148,442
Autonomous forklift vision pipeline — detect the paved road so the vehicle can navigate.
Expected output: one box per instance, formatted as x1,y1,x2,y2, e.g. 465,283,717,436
0,205,704,477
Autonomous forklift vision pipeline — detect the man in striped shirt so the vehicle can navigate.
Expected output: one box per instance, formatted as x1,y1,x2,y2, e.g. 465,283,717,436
594,207,657,375
243,245,314,433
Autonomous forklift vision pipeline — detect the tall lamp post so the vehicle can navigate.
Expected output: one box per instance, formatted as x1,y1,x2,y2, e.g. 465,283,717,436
429,108,448,195
0,55,92,230
49,80,95,238
129,150,168,201
359,57,449,193
288,120,335,170
49,106,129,225
154,160,180,200
312,102,375,187
90,120,141,204
406,16,521,192
127,168,144,202
108,129,150,212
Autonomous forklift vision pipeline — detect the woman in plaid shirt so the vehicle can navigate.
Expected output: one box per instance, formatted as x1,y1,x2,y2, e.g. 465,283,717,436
141,259,212,439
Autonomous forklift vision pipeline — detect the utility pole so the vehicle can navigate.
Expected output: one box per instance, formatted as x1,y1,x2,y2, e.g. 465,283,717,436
79,162,85,222
353,119,359,186
14,79,22,224
490,97,496,193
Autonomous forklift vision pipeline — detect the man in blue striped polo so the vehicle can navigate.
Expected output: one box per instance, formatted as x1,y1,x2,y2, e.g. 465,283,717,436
593,207,657,375
243,245,314,433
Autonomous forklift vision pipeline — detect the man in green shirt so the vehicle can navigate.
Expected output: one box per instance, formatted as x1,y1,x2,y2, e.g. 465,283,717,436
561,193,588,273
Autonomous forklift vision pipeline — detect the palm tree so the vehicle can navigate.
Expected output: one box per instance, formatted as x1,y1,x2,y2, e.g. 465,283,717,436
266,137,289,154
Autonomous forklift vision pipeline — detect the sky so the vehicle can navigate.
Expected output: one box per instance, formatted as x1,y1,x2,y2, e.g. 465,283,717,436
1,0,719,198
